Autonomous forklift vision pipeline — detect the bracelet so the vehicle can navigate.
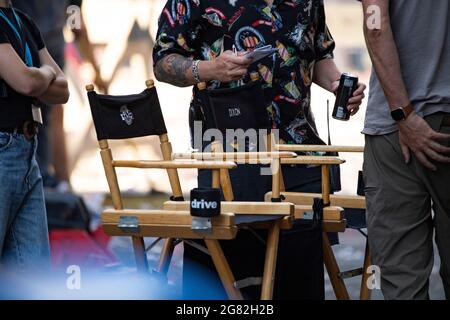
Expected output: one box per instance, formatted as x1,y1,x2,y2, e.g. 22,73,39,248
192,60,201,83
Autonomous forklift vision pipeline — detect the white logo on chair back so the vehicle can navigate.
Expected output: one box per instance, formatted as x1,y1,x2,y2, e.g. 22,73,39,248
228,107,241,118
120,105,134,126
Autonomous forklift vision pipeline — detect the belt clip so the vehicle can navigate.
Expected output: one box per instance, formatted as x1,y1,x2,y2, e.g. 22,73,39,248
23,121,38,140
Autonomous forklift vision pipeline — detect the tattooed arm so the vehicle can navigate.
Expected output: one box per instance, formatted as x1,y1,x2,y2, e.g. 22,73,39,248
154,52,252,87
154,53,195,87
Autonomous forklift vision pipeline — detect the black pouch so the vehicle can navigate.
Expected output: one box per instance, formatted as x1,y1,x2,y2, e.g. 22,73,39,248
274,198,324,300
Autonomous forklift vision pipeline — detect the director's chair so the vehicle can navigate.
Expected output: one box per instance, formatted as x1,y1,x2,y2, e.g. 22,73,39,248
86,81,296,300
168,74,347,299
266,144,371,300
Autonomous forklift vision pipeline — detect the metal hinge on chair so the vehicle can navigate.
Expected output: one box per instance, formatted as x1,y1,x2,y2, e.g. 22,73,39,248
300,210,315,220
338,268,363,279
191,217,213,233
233,277,262,289
118,216,140,233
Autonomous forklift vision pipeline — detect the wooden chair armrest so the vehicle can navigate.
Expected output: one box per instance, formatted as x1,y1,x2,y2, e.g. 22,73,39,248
281,156,345,165
265,192,366,209
172,152,297,163
163,201,294,216
276,144,364,153
294,205,344,221
112,160,237,169
102,210,238,240
323,220,347,233
102,209,236,226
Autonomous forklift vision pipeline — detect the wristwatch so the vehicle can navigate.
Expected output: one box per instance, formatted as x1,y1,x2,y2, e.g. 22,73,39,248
391,104,413,121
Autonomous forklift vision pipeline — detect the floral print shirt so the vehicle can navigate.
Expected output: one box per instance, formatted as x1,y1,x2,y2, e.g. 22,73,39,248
153,0,335,144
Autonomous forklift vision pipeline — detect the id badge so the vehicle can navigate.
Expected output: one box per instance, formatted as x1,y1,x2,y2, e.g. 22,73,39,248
31,104,43,125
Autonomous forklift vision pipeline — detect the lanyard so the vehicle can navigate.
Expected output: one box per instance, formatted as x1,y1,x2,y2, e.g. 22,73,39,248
0,7,33,67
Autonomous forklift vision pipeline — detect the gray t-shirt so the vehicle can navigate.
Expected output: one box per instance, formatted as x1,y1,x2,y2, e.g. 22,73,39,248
364,0,450,135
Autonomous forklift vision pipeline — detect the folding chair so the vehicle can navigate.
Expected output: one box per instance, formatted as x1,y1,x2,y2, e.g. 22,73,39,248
266,144,372,300
86,81,296,300
169,74,346,299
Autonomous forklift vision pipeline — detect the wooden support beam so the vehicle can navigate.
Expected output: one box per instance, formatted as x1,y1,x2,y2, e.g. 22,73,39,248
112,160,237,169
276,144,364,153
173,152,297,162
205,240,244,300
281,157,345,165
261,221,281,300
323,233,350,300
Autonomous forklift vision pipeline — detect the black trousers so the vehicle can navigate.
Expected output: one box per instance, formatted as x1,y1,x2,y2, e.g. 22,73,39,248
182,164,328,300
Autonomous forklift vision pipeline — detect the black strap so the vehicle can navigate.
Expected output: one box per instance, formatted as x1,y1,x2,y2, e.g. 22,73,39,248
327,100,332,146
170,196,185,202
312,198,326,222
271,194,285,203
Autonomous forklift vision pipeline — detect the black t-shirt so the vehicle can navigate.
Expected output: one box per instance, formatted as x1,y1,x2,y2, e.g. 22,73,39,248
0,7,45,128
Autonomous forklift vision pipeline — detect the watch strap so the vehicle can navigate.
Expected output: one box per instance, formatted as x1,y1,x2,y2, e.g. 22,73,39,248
403,103,414,119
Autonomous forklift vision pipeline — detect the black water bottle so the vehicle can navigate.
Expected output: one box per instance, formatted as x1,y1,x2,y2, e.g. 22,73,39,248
332,73,359,121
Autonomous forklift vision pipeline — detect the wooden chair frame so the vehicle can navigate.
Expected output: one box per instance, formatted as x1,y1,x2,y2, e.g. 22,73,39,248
268,144,372,300
86,81,297,300
168,79,349,299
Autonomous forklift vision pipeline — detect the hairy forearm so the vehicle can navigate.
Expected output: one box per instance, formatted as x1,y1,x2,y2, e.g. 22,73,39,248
363,4,410,109
154,53,196,87
38,76,69,105
313,58,341,92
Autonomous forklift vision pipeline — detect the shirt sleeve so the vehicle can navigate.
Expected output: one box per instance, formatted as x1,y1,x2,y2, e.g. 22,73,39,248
314,1,335,61
152,0,203,66
20,12,46,50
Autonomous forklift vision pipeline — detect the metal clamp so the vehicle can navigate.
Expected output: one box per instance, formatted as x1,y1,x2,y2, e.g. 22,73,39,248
118,216,140,233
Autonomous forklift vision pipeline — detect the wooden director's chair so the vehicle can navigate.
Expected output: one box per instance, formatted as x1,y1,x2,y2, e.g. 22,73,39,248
266,144,371,300
167,75,347,299
86,81,296,300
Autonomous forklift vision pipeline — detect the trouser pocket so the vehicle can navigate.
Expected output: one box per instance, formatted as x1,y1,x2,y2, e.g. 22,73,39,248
0,133,13,151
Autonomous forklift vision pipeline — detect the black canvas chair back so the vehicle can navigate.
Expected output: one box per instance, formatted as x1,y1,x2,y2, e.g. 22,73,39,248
87,84,167,141
196,74,271,133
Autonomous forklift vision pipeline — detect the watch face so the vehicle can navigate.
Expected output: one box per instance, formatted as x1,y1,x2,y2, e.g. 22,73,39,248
391,108,406,121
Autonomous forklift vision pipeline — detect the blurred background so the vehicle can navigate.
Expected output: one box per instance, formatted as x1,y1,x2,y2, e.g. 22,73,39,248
21,0,443,300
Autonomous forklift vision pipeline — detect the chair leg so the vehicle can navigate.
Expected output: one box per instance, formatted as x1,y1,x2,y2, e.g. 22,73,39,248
322,232,350,300
156,238,174,275
359,240,372,300
132,236,149,273
261,221,281,300
205,239,243,300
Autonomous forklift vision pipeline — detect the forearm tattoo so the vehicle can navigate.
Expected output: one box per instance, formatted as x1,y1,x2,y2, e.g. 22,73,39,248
154,54,194,87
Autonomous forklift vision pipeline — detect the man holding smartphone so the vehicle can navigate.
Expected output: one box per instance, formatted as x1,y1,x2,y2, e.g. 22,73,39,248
153,0,366,299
